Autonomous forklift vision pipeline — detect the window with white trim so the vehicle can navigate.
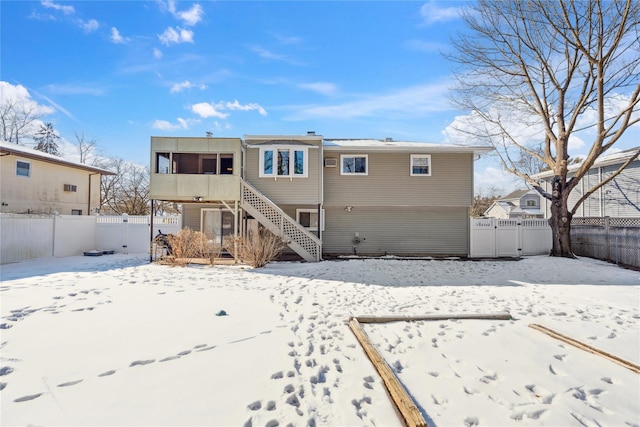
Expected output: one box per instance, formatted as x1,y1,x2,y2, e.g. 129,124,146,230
296,209,324,231
526,199,537,207
410,155,431,176
16,160,30,177
259,147,308,178
340,155,367,175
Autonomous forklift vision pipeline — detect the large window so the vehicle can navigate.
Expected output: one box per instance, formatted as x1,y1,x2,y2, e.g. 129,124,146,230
410,155,431,176
340,155,367,175
260,147,307,178
155,152,234,175
296,209,324,232
16,160,30,177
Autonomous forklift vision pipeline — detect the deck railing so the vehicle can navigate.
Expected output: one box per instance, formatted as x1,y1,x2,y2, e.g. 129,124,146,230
240,179,321,262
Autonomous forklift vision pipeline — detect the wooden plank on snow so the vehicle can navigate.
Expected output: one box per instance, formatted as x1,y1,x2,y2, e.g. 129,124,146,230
348,317,428,427
529,323,640,374
355,312,512,324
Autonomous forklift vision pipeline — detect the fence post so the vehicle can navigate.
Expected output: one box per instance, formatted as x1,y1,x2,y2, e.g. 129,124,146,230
604,216,610,262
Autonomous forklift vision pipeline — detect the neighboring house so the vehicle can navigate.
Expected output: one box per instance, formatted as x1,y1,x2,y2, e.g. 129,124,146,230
532,147,640,218
0,141,114,215
483,189,543,219
149,134,492,260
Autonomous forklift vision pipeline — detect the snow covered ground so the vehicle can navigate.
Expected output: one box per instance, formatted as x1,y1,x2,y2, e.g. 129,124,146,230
1,254,639,426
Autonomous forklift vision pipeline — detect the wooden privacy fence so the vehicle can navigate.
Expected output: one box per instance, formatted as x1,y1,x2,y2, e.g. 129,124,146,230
470,218,552,258
571,217,640,269
0,214,181,264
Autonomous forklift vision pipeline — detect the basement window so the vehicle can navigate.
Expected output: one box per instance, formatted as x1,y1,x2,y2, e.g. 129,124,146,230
64,184,78,192
296,209,325,232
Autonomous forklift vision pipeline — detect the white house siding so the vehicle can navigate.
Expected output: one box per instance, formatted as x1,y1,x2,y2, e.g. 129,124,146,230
322,206,470,256
244,145,323,206
322,152,473,207
540,161,640,217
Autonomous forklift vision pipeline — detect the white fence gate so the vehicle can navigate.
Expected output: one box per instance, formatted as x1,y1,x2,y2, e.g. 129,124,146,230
0,214,182,264
470,218,552,258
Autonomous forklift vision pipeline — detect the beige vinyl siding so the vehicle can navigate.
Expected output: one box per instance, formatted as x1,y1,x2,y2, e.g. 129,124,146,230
322,206,469,256
323,152,473,207
244,146,322,205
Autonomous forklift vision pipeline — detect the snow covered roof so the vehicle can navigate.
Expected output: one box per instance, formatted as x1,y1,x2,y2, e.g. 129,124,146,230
323,139,492,155
0,140,114,175
532,146,640,179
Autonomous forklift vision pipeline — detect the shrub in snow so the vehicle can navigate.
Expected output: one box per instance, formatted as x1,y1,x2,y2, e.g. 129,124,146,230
166,228,221,266
224,228,285,268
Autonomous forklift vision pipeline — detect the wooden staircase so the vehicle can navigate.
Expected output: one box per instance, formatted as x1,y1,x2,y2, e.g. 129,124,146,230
240,179,321,262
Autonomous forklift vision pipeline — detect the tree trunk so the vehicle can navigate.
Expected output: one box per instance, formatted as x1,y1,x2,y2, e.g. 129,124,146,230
548,176,575,258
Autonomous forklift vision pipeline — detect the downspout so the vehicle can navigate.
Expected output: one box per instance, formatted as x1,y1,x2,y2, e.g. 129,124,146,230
88,173,99,215
150,200,155,263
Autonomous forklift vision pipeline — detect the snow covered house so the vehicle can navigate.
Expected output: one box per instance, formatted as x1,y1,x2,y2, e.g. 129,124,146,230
483,189,544,219
149,134,491,260
0,141,113,215
532,147,640,218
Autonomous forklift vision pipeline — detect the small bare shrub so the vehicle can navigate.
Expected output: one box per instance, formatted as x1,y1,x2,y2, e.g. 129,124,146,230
224,228,285,268
166,228,221,266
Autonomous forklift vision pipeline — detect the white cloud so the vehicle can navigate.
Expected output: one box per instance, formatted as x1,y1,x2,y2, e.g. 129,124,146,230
158,1,204,26
420,0,463,25
248,46,304,66
288,82,450,120
298,82,338,97
41,0,75,15
110,27,130,44
474,165,522,195
158,27,194,45
0,81,57,140
170,80,207,93
153,48,163,59
191,100,267,119
152,118,197,131
225,100,267,116
191,102,229,119
176,4,203,26
81,19,99,33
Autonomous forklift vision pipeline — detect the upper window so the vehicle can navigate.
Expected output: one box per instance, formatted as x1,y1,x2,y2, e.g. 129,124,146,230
341,155,368,175
260,147,307,178
526,199,537,207
16,160,30,177
156,153,171,174
410,155,431,176
155,152,234,175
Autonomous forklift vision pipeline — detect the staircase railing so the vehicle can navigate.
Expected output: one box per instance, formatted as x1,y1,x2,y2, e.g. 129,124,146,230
240,179,321,262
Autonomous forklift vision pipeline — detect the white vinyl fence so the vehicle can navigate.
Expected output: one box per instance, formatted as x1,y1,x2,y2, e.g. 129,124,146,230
0,214,182,264
470,218,552,258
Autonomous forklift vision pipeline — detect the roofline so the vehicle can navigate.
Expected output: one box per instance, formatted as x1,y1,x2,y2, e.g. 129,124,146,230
532,147,640,179
0,142,115,175
323,145,493,155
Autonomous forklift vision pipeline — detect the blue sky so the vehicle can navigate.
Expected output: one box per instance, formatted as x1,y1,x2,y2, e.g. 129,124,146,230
2,1,638,194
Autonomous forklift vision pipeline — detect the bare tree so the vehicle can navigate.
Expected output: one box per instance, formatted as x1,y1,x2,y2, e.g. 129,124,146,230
448,0,640,257
471,186,503,217
100,157,150,215
33,122,61,156
72,131,100,165
0,98,43,144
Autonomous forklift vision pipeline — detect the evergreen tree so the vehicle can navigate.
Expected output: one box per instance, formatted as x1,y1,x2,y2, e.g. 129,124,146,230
33,122,61,156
